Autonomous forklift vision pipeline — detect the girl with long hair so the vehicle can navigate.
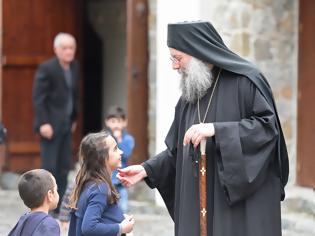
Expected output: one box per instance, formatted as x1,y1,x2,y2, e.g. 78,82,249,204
68,131,134,236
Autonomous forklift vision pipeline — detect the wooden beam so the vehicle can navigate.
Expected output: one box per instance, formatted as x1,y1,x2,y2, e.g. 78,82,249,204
297,0,315,188
127,0,149,165
8,142,40,154
2,55,51,66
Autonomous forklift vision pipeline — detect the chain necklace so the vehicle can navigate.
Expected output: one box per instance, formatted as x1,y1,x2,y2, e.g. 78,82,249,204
197,69,222,123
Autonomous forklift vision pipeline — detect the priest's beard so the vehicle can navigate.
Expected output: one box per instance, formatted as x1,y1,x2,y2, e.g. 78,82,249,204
179,57,213,103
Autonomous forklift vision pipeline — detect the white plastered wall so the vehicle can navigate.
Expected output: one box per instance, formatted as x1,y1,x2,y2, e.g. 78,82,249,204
155,0,201,206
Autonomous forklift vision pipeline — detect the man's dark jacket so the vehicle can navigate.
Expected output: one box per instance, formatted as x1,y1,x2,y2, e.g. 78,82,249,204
32,57,79,134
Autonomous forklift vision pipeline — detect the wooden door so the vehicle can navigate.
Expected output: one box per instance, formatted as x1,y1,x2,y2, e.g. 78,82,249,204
2,0,82,172
297,0,315,188
126,0,148,164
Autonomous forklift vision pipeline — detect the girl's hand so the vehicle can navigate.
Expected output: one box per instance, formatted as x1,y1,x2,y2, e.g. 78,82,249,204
59,221,69,232
120,215,135,233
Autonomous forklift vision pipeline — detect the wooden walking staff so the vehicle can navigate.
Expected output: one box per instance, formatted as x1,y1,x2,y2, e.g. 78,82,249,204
197,69,221,235
199,139,207,236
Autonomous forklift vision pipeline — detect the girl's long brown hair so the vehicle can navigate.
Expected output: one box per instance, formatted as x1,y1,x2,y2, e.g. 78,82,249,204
68,131,119,209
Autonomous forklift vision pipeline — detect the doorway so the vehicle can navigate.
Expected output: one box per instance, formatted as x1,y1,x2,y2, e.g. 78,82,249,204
82,0,149,164
83,0,127,134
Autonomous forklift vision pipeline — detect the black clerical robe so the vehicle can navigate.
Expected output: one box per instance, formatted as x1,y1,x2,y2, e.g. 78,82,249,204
142,70,283,236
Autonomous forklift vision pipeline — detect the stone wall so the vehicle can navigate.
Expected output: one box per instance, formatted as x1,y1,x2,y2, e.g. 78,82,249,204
201,0,299,184
148,0,299,183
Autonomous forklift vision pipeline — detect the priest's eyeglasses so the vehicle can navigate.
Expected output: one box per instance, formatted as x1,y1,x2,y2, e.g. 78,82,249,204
170,56,181,64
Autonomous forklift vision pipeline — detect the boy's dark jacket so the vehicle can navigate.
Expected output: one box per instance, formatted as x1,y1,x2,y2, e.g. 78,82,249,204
8,212,60,236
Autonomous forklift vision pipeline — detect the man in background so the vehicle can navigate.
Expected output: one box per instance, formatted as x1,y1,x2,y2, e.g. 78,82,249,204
32,32,79,217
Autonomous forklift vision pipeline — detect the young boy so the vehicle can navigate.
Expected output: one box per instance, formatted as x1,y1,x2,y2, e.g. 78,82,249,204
8,169,60,236
105,106,135,212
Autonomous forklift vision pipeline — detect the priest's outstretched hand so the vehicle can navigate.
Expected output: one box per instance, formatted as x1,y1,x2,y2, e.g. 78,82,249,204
117,165,148,187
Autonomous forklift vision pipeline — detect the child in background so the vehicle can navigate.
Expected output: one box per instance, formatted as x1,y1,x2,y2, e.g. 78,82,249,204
105,106,135,212
68,131,135,236
8,169,60,236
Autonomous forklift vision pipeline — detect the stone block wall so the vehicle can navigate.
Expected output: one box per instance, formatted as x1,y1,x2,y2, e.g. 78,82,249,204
148,0,299,183
201,0,298,183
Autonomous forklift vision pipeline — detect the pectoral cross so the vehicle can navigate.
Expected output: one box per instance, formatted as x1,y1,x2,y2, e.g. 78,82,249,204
199,139,207,236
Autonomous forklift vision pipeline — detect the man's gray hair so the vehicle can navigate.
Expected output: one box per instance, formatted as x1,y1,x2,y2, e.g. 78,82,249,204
53,32,76,48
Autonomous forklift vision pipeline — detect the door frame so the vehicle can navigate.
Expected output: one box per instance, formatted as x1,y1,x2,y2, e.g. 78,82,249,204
126,0,149,164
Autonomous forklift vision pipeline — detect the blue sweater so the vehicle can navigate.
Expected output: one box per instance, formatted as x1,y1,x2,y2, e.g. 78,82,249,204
68,182,124,236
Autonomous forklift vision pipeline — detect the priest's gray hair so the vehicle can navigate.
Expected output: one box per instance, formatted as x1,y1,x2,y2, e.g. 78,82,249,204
53,32,76,48
180,57,213,103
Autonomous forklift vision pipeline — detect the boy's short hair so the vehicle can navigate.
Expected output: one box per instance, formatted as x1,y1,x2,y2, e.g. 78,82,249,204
106,106,126,120
18,169,55,209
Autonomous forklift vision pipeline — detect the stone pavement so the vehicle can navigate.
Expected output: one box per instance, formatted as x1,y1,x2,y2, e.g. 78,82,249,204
281,186,315,236
0,189,28,235
0,188,174,236
0,185,314,236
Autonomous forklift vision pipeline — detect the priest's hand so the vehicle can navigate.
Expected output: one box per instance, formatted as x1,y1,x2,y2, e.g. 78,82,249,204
117,165,148,188
183,123,215,148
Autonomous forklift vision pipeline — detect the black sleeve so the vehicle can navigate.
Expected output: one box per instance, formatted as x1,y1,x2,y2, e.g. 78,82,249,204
142,149,176,189
32,64,51,128
214,80,278,205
